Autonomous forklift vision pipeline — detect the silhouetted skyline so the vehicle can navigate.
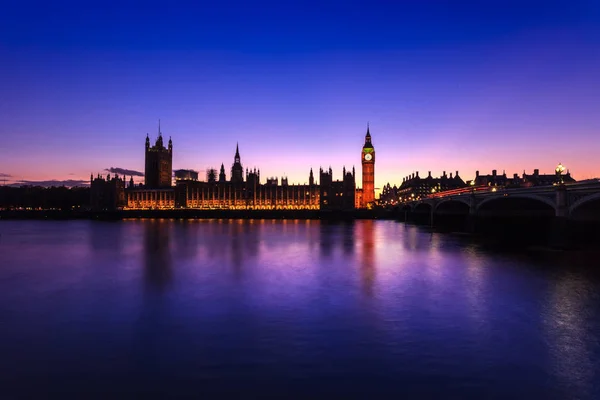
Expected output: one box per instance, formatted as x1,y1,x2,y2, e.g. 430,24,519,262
2,1,599,190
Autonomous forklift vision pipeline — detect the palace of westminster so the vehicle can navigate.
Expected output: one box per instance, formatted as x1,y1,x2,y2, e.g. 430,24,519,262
90,123,574,211
91,126,377,211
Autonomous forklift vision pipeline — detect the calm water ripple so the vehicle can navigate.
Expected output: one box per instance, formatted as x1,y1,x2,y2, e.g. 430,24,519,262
0,220,599,399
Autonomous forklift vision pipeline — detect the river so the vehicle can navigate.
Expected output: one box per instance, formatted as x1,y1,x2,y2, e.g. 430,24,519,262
1,219,599,398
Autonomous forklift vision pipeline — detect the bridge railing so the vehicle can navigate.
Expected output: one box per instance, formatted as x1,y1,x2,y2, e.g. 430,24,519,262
428,185,492,199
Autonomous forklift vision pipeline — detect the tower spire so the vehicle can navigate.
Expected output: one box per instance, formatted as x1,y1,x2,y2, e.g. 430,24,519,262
235,142,240,162
158,119,161,136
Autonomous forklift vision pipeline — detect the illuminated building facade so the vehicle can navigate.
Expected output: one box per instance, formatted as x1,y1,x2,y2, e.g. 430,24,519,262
355,188,364,209
123,137,356,210
381,171,466,204
360,125,375,208
87,127,362,211
127,188,176,209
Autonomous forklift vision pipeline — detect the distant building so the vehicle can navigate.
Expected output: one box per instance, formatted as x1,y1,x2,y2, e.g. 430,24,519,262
467,169,576,187
174,147,326,210
174,169,199,181
94,126,368,211
380,167,578,205
522,169,575,187
144,122,173,189
90,173,126,210
319,167,356,211
395,171,466,201
469,170,518,187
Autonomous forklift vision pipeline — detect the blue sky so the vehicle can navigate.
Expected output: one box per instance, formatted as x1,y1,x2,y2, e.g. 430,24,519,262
1,0,599,188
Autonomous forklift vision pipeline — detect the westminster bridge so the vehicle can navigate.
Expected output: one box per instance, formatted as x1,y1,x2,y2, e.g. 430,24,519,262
394,180,600,247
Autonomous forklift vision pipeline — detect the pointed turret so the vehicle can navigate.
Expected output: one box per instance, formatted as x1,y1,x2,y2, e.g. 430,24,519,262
230,143,244,184
168,136,173,152
219,163,226,182
155,120,164,148
309,168,314,186
235,143,240,163
145,134,150,150
363,123,373,148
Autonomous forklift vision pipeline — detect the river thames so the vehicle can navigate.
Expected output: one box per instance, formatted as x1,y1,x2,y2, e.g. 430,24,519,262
1,219,599,398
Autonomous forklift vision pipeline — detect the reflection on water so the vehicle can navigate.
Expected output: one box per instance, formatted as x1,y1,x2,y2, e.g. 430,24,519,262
544,272,598,399
143,220,172,292
0,219,599,398
359,220,376,298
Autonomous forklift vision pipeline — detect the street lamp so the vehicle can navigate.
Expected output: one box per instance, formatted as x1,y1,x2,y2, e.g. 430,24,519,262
555,162,566,184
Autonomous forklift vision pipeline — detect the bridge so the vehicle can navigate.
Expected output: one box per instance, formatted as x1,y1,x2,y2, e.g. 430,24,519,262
397,180,600,220
392,180,600,247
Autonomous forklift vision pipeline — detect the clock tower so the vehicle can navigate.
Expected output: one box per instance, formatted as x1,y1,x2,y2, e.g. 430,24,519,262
361,124,375,207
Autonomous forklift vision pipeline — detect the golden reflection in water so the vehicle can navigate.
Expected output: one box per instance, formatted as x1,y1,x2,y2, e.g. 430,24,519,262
426,232,444,282
462,246,488,332
359,220,376,298
543,273,595,397
229,220,245,278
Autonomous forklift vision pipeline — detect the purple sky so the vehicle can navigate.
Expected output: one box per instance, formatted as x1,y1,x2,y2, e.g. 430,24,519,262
1,1,599,190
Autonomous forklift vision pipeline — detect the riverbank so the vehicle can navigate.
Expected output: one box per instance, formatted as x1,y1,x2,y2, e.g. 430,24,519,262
0,209,393,221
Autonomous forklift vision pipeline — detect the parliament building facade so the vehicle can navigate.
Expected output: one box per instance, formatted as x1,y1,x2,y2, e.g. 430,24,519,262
92,126,375,211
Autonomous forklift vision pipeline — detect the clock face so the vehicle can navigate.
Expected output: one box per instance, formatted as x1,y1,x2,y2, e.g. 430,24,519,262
364,153,373,161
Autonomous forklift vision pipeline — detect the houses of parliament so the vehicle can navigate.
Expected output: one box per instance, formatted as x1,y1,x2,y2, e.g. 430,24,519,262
91,125,376,211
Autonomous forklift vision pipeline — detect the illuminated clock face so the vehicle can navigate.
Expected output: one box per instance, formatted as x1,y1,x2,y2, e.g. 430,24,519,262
364,153,373,161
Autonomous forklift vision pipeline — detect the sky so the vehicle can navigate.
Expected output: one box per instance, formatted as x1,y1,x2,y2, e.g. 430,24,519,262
1,0,599,191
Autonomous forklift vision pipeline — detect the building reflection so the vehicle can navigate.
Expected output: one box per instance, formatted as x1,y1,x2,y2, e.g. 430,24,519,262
171,220,200,260
319,222,335,258
359,220,376,298
142,219,172,292
230,220,257,279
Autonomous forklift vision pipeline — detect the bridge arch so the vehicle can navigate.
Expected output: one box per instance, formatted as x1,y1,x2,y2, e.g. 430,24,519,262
434,197,471,212
476,194,556,213
569,192,600,215
399,203,413,212
413,202,433,212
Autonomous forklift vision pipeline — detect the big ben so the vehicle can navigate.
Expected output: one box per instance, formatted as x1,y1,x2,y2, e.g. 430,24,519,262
361,124,375,207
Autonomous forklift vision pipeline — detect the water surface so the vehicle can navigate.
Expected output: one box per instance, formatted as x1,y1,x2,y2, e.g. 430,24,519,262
1,220,599,398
